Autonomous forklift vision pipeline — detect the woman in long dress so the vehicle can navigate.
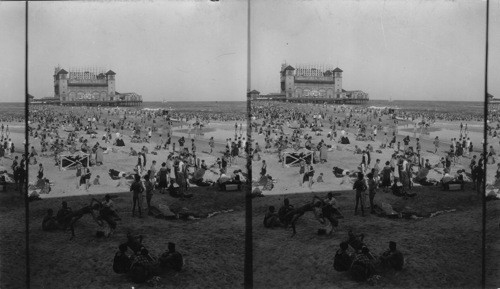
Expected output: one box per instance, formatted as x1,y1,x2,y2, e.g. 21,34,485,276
95,146,104,166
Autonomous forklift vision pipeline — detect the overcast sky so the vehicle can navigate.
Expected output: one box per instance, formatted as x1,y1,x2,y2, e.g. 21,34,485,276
251,0,498,102
27,1,247,102
1,1,499,103
0,1,25,103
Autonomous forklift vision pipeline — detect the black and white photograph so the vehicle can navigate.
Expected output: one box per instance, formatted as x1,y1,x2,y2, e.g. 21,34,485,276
249,1,490,288
25,1,247,288
0,1,27,288
0,0,499,288
485,0,500,287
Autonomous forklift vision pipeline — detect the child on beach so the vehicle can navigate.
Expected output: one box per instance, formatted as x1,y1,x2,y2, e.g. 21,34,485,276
93,175,101,185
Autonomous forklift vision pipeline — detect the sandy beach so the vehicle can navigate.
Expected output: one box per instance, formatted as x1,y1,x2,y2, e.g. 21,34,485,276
251,103,482,196
250,102,484,288
22,105,248,288
28,108,247,199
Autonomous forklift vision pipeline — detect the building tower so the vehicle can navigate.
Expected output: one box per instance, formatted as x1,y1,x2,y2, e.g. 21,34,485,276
333,67,343,98
283,65,295,99
54,68,69,102
106,70,116,100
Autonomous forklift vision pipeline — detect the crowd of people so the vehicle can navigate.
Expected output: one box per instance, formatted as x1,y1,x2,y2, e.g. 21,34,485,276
254,101,484,284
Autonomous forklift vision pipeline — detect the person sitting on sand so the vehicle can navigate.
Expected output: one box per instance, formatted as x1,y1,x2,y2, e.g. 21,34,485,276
93,175,101,185
159,242,183,272
102,194,120,221
441,168,454,185
379,241,404,271
350,246,376,282
56,201,72,224
129,147,138,156
113,243,132,274
218,170,231,184
347,230,366,252
42,209,60,231
129,248,158,283
316,173,324,183
278,198,294,224
334,241,353,272
263,206,282,228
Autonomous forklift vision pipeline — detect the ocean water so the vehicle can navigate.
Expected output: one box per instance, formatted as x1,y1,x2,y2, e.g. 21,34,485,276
9,100,485,116
0,102,25,115
142,101,247,114
365,100,484,115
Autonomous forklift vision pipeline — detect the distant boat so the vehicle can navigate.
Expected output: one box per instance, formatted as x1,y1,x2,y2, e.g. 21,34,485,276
389,97,393,103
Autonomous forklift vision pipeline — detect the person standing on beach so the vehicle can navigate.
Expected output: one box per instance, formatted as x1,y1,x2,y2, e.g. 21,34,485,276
149,160,157,184
6,138,12,157
82,167,91,191
308,165,315,189
144,174,154,213
76,163,82,189
130,174,144,218
367,173,377,214
433,136,440,154
37,163,44,180
260,160,267,177
416,138,421,165
353,172,367,217
157,162,168,194
16,164,26,193
209,137,215,154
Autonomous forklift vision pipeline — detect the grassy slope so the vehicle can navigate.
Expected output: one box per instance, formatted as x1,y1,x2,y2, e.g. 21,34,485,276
28,186,245,289
252,185,482,289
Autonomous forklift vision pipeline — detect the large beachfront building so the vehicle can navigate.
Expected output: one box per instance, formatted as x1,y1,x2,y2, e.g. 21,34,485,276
251,63,369,104
33,67,142,106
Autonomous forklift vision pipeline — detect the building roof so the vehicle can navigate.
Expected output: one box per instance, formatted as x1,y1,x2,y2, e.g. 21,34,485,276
57,69,68,75
106,70,116,75
333,67,343,73
28,94,35,99
284,65,295,71
249,90,260,94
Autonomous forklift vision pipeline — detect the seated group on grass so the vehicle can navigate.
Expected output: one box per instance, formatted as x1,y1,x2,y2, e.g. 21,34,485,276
334,234,404,282
113,233,183,284
42,196,120,238
264,193,343,236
